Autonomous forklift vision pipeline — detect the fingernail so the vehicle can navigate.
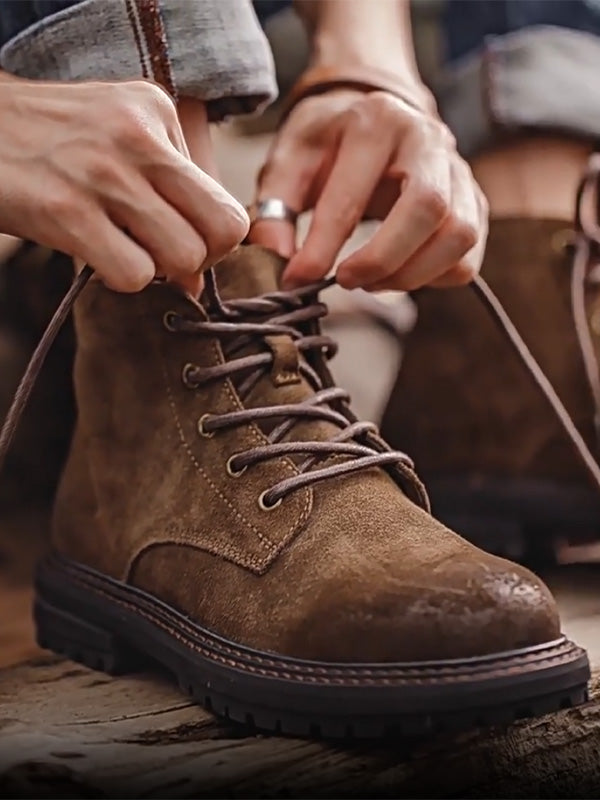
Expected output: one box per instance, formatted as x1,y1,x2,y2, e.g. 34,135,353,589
281,271,301,290
336,272,357,291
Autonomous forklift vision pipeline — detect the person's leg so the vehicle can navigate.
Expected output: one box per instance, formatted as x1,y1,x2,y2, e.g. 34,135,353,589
471,137,592,221
383,0,600,563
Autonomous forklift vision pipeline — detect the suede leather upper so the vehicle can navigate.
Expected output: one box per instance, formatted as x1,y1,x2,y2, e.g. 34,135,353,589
53,245,561,663
382,218,599,487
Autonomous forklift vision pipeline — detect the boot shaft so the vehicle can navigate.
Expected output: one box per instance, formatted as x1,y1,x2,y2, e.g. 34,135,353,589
383,218,600,485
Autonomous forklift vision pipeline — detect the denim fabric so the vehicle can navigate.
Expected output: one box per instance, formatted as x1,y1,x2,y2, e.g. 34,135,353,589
0,0,289,47
1,0,599,151
0,1,276,119
444,0,600,62
0,1,78,47
3,0,600,53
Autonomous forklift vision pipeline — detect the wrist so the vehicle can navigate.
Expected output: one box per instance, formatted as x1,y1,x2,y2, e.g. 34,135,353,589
283,63,437,121
307,35,435,115
311,30,414,80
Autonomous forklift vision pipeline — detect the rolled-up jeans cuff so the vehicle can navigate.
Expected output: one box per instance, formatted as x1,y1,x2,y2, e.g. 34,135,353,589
436,26,600,157
0,0,278,121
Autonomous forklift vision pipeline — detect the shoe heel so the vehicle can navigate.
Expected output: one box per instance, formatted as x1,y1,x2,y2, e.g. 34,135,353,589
34,596,143,675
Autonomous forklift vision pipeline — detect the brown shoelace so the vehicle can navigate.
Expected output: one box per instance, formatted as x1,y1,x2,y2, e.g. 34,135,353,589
3,159,600,497
471,153,600,493
172,270,415,507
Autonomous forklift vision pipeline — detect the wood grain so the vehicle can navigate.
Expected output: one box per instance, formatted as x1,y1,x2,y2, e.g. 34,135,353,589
0,657,599,799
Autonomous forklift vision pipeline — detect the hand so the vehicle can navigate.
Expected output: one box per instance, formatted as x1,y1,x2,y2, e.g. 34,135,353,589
0,77,249,292
251,89,488,291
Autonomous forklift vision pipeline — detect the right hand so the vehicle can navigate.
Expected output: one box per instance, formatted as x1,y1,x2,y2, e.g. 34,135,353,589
0,77,249,292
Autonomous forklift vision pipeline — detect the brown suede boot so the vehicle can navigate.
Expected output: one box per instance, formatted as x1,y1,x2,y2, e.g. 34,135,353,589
32,246,588,737
382,217,600,562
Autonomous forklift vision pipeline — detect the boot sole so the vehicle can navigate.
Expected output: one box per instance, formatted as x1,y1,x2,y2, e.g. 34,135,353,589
34,553,590,739
428,476,600,562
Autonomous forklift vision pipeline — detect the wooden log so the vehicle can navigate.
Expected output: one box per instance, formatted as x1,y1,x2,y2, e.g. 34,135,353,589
0,657,599,799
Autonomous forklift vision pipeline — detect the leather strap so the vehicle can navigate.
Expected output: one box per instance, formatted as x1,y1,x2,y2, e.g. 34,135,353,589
280,64,435,122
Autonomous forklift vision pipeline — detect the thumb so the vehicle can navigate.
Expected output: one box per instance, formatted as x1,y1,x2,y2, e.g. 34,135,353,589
248,147,318,259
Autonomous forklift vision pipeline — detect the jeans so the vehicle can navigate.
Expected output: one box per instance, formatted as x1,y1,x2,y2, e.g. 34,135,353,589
0,0,277,121
435,0,600,153
1,0,599,150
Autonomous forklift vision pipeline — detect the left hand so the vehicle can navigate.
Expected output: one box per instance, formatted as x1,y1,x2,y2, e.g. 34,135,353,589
249,89,488,291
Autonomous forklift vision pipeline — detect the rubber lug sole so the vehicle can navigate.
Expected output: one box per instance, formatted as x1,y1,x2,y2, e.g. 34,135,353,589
34,553,591,740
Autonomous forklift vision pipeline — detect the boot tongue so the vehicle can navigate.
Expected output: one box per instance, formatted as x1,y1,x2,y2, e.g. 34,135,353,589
212,245,286,301
206,244,344,448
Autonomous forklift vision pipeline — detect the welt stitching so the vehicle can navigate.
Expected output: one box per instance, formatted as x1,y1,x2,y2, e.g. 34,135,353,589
61,568,578,686
57,559,573,674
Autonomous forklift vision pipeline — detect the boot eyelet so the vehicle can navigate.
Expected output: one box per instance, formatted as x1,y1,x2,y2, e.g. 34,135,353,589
551,228,576,254
226,455,247,477
258,490,282,511
198,413,215,438
181,363,197,388
163,311,180,332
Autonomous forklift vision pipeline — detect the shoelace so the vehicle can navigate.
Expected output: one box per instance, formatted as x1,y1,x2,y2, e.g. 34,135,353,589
471,153,600,493
3,161,600,496
166,270,416,508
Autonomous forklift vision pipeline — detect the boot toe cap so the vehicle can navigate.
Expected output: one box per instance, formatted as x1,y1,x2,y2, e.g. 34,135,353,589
284,554,560,664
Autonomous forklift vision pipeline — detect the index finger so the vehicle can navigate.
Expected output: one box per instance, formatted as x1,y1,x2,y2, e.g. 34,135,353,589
283,116,395,286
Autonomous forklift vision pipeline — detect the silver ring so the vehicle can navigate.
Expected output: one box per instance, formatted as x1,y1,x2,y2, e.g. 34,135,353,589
248,198,298,225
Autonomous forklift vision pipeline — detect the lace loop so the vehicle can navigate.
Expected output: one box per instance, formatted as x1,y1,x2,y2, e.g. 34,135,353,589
174,278,417,504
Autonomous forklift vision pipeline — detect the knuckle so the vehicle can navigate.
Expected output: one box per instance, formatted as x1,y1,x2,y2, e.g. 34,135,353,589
344,102,374,135
118,266,154,293
362,91,399,121
129,80,175,111
477,187,489,215
413,181,449,222
212,204,250,254
176,238,207,273
114,111,153,149
43,189,83,222
438,122,457,149
86,155,119,187
451,263,477,286
450,220,479,253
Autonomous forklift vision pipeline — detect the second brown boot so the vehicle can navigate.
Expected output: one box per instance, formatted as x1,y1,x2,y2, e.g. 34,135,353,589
31,246,588,737
382,216,600,562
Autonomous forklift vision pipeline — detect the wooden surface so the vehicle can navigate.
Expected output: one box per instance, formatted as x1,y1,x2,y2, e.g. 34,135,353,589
0,658,599,799
1,508,600,798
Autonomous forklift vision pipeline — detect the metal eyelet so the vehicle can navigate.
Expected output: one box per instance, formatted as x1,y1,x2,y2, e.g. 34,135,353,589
181,363,197,388
226,455,247,477
258,490,282,511
197,413,215,438
551,228,576,254
163,311,180,332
